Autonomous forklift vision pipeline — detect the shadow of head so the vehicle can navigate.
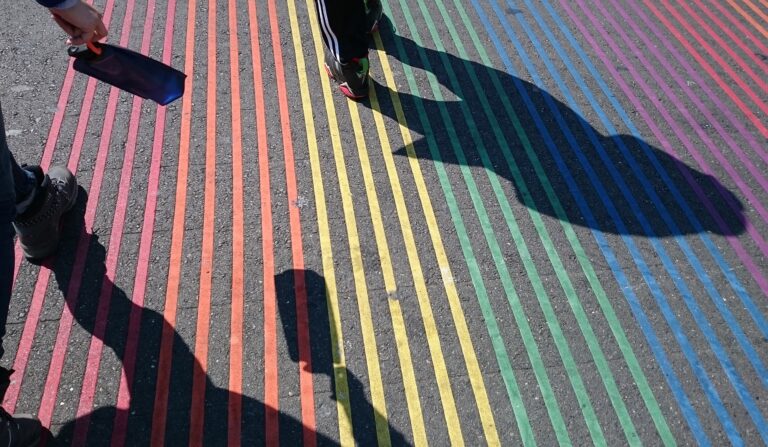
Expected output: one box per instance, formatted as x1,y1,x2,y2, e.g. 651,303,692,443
369,25,745,237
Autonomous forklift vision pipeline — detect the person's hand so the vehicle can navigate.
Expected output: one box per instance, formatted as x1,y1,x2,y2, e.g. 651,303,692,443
49,0,108,46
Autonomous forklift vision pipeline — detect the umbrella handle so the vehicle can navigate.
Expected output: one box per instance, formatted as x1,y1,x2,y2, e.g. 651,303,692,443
86,40,103,56
68,41,103,59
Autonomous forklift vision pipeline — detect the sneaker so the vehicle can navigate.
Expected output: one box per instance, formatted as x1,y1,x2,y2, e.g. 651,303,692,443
0,407,41,447
12,166,78,260
324,52,370,99
365,0,383,34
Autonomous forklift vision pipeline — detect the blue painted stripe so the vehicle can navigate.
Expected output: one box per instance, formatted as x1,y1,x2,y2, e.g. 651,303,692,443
522,0,768,440
535,0,768,382
468,0,720,445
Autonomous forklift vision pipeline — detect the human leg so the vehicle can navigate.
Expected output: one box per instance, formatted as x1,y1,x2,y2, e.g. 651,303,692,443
0,102,78,262
315,0,373,99
0,102,43,447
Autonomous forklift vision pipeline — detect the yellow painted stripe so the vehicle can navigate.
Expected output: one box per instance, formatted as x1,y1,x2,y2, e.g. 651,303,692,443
345,70,429,447
284,0,390,445
370,31,501,446
283,1,353,445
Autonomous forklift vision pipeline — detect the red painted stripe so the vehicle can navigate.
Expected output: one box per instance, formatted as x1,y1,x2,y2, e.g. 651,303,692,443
111,0,177,441
2,0,120,414
699,0,768,62
245,0,277,443
646,0,768,138
188,0,218,442
671,1,768,104
227,0,245,443
265,1,316,446
68,0,160,442
244,0,280,441
149,0,197,443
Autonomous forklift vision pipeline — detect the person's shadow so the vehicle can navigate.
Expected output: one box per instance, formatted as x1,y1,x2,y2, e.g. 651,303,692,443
45,191,404,445
367,17,745,237
275,269,411,447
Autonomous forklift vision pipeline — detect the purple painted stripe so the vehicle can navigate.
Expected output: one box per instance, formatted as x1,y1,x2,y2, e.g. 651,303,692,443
584,0,768,267
562,0,768,297
598,0,768,287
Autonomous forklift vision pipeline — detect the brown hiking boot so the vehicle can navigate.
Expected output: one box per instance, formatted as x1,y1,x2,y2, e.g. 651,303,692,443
12,165,78,260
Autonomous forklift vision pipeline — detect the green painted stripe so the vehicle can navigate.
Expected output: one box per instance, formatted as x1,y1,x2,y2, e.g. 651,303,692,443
373,8,541,447
383,1,583,445
433,0,676,444
395,0,609,444
421,0,647,444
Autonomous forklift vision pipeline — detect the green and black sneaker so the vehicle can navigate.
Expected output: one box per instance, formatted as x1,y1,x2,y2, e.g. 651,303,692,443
324,52,370,100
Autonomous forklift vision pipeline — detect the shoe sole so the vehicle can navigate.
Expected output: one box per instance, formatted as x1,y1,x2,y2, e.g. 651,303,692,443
324,63,367,100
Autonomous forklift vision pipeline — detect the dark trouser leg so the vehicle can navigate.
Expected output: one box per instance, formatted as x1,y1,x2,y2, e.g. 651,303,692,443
314,0,369,63
0,102,16,363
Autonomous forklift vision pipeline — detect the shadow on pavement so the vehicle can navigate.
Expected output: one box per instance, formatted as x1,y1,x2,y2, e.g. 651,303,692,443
275,269,411,447
367,17,744,238
45,191,393,445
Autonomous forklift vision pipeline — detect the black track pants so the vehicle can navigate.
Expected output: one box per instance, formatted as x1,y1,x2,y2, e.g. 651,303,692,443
314,0,368,63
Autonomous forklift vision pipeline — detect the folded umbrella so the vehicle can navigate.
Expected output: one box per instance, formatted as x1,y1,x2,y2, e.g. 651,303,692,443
68,41,186,106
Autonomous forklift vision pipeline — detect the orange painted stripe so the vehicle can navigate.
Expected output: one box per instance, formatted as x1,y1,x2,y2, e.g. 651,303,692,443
188,0,218,442
228,0,245,444
111,0,177,442
724,0,768,40
149,0,196,443
265,1,317,445
244,0,278,444
742,0,768,28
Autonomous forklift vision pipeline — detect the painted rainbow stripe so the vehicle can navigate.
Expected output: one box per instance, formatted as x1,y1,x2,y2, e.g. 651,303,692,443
3,0,767,445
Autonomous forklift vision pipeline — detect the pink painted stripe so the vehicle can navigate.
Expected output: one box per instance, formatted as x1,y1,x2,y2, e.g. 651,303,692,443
588,0,768,227
71,96,141,444
628,1,768,171
562,0,768,296
12,59,77,287
3,0,119,413
598,0,768,234
110,0,177,443
33,0,139,427
645,0,768,139
604,0,768,280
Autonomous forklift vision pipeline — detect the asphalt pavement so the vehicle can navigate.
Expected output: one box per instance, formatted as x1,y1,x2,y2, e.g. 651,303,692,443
1,0,767,445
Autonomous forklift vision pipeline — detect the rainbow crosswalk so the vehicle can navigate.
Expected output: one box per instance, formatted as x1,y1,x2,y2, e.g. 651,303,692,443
4,0,768,445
